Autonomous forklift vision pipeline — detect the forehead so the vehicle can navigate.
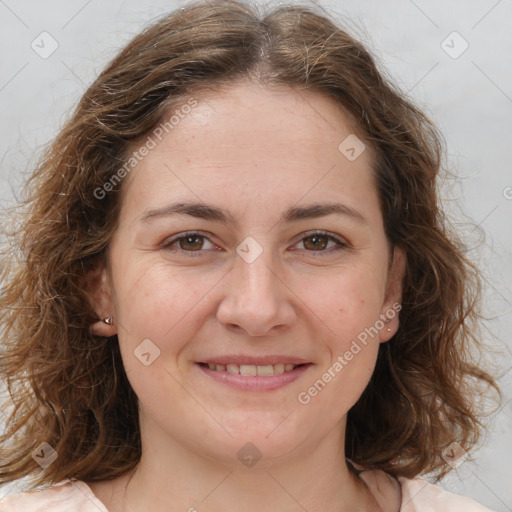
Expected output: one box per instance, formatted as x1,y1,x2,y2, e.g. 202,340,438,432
119,81,380,226
166,81,366,160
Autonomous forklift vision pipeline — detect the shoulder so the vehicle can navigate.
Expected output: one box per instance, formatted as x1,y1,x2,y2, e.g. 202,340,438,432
0,479,109,512
351,462,494,512
399,476,495,511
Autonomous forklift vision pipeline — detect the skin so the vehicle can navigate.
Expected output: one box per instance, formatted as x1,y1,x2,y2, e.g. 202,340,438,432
86,81,405,512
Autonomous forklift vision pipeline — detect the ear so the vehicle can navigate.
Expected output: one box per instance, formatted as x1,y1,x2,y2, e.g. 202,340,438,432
379,247,405,343
85,261,117,337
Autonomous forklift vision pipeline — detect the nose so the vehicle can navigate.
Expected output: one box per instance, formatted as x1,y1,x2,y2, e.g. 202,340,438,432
216,249,297,337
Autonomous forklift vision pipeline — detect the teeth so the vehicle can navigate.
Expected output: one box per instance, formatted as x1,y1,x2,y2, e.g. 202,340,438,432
208,363,227,371
226,364,239,374
257,365,274,376
205,363,299,375
273,363,285,374
240,365,257,376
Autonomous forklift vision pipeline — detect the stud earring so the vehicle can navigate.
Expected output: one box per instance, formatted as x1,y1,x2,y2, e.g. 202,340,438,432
386,327,391,332
103,316,113,326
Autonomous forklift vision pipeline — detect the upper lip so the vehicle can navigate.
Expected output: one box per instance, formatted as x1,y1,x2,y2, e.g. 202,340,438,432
199,355,311,366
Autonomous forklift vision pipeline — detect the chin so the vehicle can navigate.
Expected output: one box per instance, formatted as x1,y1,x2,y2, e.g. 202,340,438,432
198,414,308,464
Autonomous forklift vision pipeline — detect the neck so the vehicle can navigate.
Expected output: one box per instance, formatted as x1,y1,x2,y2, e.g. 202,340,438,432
88,420,379,512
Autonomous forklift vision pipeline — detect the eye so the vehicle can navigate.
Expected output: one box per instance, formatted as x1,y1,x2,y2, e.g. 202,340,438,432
162,232,217,255
294,231,348,253
162,230,348,257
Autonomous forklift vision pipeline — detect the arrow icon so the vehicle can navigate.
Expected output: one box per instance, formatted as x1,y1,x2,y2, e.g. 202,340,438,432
236,236,263,263
236,442,262,468
31,32,59,59
338,134,365,161
441,441,467,468
440,31,468,59
134,339,161,366
31,442,58,468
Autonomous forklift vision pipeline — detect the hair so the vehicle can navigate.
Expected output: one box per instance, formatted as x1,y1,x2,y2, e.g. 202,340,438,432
0,0,499,490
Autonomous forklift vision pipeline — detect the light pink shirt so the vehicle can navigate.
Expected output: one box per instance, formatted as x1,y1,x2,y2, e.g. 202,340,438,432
0,475,495,511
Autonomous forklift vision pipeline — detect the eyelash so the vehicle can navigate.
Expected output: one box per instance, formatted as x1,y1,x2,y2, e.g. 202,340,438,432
161,230,349,257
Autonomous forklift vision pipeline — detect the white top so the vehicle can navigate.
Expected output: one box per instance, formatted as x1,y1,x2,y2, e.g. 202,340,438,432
0,474,495,511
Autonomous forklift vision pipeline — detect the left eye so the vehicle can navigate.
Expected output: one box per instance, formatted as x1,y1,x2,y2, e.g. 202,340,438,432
297,233,344,252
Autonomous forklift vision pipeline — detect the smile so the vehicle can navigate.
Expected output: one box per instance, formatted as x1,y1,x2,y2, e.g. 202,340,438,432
196,358,313,391
202,362,300,376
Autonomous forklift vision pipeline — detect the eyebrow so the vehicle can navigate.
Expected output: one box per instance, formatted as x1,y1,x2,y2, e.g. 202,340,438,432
139,201,367,226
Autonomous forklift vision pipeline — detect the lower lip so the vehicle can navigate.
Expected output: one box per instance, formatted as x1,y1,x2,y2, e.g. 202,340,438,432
196,363,312,391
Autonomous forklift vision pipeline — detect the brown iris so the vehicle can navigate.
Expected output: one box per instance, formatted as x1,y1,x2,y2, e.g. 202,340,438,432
179,235,204,251
302,234,328,251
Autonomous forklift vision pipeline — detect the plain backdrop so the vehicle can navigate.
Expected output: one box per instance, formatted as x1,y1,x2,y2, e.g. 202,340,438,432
1,0,511,510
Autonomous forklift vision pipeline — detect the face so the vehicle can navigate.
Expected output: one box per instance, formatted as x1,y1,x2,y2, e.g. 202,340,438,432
89,81,404,468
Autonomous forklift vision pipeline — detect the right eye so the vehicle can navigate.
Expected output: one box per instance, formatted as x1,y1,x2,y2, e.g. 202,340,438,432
162,232,218,256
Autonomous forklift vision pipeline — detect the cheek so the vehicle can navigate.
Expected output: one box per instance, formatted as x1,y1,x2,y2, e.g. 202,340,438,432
297,282,382,421
307,262,387,342
112,263,217,412
299,264,385,398
111,261,218,362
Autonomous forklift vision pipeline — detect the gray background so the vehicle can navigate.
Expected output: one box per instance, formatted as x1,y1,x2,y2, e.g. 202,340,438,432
1,0,511,509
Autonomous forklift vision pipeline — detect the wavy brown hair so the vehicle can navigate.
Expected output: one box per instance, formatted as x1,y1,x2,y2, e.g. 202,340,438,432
0,0,498,490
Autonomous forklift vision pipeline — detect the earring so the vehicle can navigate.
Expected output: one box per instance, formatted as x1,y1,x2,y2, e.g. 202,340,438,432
103,316,113,326
386,328,391,332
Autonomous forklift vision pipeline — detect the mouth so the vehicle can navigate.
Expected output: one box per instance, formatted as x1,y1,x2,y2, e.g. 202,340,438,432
195,358,312,391
199,362,304,376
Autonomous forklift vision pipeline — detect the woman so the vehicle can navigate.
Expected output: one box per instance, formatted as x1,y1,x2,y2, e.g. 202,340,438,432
0,1,499,510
